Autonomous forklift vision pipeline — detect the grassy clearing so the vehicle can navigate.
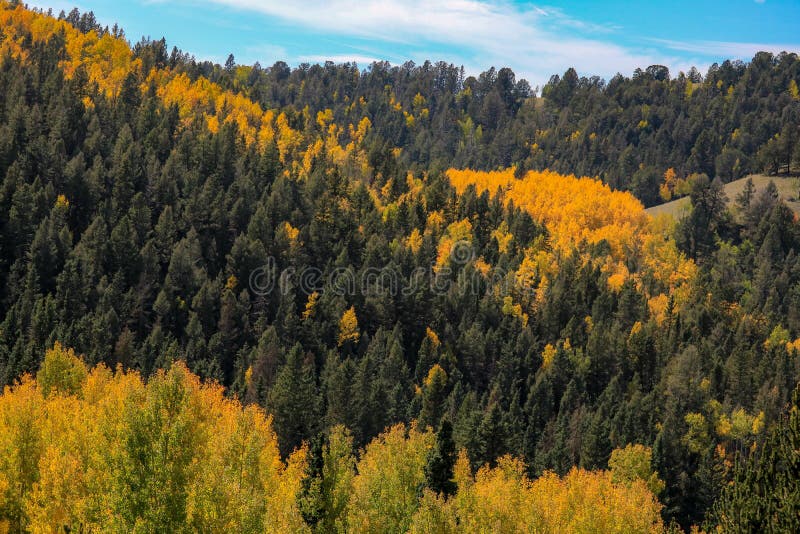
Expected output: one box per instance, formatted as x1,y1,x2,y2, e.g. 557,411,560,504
645,175,800,218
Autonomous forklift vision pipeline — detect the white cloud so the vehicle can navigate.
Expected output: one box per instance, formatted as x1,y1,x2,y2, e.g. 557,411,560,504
245,43,289,63
297,54,385,65
652,38,797,59
157,0,687,87
39,0,800,87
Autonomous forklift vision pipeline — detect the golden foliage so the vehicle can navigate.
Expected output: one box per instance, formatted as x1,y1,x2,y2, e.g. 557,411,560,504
425,327,440,348
501,296,528,326
302,291,319,321
0,3,138,97
347,423,434,533
541,343,557,370
423,364,447,390
490,220,513,254
447,168,697,310
0,343,671,532
405,228,423,254
36,342,87,398
433,454,665,533
448,168,647,256
0,2,383,186
764,324,790,351
338,306,360,346
435,218,473,270
0,344,305,533
609,444,665,496
789,79,799,101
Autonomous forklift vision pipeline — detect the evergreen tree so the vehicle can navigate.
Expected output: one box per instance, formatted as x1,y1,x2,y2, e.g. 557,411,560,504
424,419,458,497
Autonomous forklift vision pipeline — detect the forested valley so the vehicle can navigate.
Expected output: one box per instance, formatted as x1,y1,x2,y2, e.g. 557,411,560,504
1,2,800,532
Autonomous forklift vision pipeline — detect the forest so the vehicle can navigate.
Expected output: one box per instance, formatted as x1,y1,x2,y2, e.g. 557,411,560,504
1,1,800,532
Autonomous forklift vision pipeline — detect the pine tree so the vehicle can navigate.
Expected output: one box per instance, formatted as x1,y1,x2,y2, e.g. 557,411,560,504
268,343,321,457
424,420,457,497
298,434,325,530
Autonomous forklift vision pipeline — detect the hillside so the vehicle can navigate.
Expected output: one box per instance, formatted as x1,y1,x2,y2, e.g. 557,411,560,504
646,174,800,217
0,2,800,532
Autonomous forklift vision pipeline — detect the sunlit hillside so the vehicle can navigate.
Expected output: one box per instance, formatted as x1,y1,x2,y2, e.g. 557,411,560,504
1,1,800,531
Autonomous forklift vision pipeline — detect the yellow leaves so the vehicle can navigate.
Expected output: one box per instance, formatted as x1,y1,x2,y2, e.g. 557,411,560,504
424,364,447,389
790,79,800,100
425,327,440,348
405,228,423,254
302,291,319,321
265,446,310,533
629,321,643,338
347,423,434,533
541,343,557,370
473,257,491,276
447,166,697,313
606,261,630,292
608,444,665,496
729,408,763,441
225,275,238,291
716,413,732,437
436,218,473,270
338,306,360,346
447,168,648,258
380,177,395,200
501,296,528,326
764,325,791,351
276,112,304,164
0,4,136,98
490,220,513,253
445,219,473,243
316,108,334,129
55,194,70,209
408,490,457,533
0,346,305,533
0,374,43,532
2,345,671,533
388,93,403,112
750,411,765,435
534,468,663,533
282,221,301,245
350,116,372,145
660,167,677,201
659,183,672,201
648,294,669,325
685,79,697,98
449,454,664,533
206,114,220,134
37,342,87,398
683,412,710,454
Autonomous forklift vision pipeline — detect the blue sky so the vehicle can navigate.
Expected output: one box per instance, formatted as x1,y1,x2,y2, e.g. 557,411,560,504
29,0,800,89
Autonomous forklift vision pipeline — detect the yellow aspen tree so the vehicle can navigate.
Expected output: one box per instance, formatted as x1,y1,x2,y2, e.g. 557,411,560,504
346,424,434,533
337,306,360,346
